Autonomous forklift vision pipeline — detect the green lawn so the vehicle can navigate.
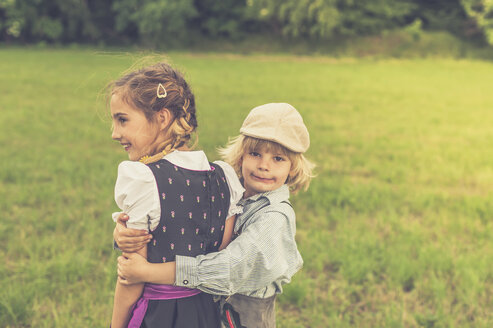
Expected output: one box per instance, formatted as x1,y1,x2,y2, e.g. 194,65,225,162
1,48,493,327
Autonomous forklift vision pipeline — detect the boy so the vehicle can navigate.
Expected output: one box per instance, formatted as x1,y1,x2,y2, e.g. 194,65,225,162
115,103,315,327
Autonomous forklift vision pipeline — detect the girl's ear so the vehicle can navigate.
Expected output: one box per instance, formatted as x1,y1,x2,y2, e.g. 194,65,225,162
156,108,173,131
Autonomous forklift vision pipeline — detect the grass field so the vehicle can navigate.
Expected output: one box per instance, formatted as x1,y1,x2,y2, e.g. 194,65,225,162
1,47,493,327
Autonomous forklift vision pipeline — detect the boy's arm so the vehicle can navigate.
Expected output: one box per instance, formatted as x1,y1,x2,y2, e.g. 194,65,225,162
114,214,152,252
118,209,302,294
111,245,146,328
117,215,236,284
175,210,302,295
118,252,176,285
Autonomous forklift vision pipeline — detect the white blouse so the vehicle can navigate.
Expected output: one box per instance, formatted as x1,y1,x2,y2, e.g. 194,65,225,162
111,150,244,232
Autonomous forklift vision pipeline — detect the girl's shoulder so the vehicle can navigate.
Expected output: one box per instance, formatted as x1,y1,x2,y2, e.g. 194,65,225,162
117,160,155,182
212,160,235,176
213,160,245,205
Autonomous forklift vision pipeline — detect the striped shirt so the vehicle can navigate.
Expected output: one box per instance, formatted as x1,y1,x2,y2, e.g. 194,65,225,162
175,184,303,298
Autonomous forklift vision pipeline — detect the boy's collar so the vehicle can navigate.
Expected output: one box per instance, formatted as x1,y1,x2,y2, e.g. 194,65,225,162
240,184,290,205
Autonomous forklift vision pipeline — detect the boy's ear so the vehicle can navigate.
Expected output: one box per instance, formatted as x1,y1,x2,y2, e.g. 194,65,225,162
156,108,173,130
238,156,244,174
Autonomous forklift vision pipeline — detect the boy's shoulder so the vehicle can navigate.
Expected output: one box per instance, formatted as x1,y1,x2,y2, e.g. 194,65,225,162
240,196,295,231
259,201,296,231
262,200,294,216
241,185,291,212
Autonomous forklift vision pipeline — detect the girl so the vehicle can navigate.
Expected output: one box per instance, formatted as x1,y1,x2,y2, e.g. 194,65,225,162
108,62,243,328
115,103,315,328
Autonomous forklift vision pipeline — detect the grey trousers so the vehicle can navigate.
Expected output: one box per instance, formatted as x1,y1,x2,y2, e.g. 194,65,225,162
219,294,276,328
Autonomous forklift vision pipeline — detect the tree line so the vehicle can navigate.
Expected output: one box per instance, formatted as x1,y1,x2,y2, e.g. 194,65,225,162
1,0,492,46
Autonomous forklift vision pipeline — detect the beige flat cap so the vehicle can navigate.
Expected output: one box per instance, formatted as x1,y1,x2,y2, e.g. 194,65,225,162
240,103,310,153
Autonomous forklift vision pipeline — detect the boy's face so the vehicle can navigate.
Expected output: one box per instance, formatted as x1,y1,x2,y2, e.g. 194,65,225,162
110,93,160,161
241,147,292,198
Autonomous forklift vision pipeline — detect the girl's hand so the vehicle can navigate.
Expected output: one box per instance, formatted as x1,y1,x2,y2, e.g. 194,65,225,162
113,213,152,252
117,252,149,285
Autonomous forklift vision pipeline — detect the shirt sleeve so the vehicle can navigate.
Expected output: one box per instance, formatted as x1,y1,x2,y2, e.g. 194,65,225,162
112,161,161,231
175,209,303,296
214,160,244,218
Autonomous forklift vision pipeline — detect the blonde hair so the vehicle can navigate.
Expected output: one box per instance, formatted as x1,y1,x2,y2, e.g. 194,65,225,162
218,135,315,194
108,61,197,163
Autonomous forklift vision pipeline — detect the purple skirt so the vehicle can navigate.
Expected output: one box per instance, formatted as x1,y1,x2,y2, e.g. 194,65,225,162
128,284,220,328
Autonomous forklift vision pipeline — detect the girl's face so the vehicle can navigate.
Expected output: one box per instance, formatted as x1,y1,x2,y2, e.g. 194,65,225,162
110,93,162,161
241,147,292,198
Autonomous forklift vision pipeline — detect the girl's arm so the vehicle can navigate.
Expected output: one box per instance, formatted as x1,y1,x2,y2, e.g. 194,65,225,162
112,161,160,252
111,161,158,326
219,215,236,250
119,208,303,295
111,245,147,328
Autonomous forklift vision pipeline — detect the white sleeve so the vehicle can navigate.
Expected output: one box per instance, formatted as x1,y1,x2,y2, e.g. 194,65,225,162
214,161,244,218
112,161,161,231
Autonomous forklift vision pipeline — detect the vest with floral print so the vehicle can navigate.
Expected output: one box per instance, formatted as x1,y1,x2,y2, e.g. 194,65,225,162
146,159,231,264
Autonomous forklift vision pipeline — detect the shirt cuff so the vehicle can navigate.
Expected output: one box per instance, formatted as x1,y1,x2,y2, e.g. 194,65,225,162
112,211,122,223
228,204,243,217
112,212,122,250
175,255,199,288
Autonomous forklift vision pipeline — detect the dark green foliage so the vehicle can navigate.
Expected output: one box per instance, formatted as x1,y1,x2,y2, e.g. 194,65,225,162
0,0,104,42
335,0,417,36
244,0,341,38
0,0,492,46
412,0,467,32
192,0,250,39
460,0,493,44
112,0,197,44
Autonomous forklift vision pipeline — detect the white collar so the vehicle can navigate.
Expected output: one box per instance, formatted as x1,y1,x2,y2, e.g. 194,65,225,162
163,150,211,171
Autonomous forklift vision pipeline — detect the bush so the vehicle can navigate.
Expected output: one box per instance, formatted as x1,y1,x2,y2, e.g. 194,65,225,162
0,0,492,47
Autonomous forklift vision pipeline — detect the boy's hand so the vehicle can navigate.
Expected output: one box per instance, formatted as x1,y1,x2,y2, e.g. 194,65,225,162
113,213,152,252
117,252,149,285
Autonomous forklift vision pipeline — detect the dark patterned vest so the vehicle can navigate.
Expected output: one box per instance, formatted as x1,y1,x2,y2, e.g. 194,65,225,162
146,159,231,264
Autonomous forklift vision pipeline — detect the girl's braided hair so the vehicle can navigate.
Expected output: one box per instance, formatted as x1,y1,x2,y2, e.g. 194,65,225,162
110,62,197,163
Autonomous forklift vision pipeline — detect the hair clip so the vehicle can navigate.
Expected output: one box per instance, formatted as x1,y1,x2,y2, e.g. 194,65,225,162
157,83,167,98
